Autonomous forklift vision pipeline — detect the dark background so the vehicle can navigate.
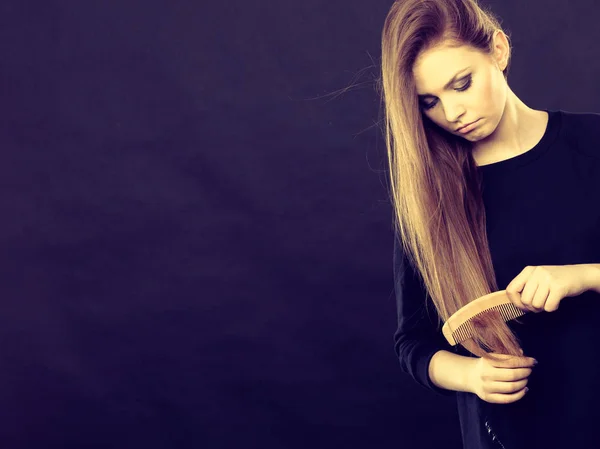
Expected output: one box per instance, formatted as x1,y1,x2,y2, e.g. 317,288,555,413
0,0,595,448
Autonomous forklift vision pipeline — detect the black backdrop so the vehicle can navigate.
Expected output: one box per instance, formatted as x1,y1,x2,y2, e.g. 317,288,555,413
0,0,596,448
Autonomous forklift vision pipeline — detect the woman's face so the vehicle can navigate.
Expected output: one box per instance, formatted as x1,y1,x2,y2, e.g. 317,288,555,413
412,34,508,140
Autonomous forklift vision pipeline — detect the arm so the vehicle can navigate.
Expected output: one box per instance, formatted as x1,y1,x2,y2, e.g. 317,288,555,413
392,235,470,396
579,263,600,294
428,350,477,393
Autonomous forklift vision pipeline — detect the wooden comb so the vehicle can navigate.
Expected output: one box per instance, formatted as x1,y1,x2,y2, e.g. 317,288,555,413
442,290,528,346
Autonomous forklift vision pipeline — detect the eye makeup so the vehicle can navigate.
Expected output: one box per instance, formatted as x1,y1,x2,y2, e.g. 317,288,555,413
420,75,473,111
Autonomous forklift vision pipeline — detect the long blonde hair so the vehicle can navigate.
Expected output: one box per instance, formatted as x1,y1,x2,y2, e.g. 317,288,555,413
379,0,523,360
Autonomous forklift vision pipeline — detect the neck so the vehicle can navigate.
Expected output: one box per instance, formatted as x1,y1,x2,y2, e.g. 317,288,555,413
472,89,546,166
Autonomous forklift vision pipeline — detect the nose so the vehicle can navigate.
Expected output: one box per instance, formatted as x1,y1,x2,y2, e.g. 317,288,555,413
446,109,466,127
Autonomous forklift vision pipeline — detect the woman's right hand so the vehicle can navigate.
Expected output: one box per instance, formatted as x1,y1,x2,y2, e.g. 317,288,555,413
468,352,537,404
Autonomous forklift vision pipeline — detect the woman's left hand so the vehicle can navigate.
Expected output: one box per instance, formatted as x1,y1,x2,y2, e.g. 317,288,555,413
505,265,589,313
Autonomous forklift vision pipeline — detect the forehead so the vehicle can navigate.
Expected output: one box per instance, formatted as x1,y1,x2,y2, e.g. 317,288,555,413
413,44,483,95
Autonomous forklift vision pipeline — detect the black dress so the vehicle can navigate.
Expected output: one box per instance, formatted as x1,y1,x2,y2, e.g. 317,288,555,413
393,109,600,448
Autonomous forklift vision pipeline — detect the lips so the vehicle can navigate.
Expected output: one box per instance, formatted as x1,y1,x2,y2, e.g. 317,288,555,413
457,120,478,132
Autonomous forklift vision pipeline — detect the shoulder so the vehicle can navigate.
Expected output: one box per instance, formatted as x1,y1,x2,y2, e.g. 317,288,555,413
561,107,600,122
556,109,600,157
558,109,600,139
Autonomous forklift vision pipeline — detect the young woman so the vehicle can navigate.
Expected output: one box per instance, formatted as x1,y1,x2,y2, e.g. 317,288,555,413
379,0,600,448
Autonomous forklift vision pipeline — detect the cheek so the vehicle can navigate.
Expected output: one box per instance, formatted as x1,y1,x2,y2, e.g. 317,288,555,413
472,78,492,105
481,71,505,104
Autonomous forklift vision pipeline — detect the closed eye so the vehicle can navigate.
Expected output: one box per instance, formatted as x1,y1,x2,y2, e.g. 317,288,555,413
420,76,472,111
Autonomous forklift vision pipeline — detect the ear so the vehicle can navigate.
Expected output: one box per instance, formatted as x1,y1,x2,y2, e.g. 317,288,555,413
492,29,510,71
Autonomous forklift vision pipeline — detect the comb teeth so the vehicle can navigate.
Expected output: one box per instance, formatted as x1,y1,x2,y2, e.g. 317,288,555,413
452,303,526,345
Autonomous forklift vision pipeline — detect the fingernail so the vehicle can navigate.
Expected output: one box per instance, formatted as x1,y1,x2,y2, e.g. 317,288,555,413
525,387,530,393
533,359,538,366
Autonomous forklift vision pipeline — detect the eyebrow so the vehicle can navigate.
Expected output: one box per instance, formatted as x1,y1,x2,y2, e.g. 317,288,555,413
417,67,471,99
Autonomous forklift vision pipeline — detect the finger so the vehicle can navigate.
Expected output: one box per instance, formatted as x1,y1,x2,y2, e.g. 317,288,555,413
505,265,535,310
544,290,562,312
521,281,539,312
485,354,513,368
487,378,528,394
493,367,533,382
487,354,536,368
503,356,537,370
487,385,529,404
506,288,529,312
531,284,549,312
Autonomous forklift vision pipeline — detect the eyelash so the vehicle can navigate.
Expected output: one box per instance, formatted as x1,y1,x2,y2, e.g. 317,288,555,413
421,76,473,111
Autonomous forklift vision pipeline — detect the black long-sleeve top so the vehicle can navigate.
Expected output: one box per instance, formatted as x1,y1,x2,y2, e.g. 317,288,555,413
393,108,600,449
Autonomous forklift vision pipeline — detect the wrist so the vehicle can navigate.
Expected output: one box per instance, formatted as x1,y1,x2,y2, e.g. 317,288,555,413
582,264,600,294
463,357,478,394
